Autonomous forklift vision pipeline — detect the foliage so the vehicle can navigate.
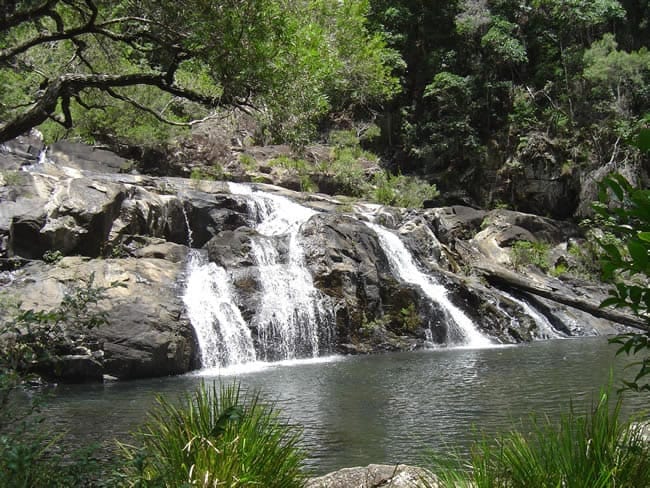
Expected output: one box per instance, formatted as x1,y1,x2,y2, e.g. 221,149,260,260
426,390,650,488
593,172,650,391
510,241,551,272
0,273,119,383
397,304,420,332
189,166,224,183
42,249,63,264
371,172,438,208
0,274,122,487
239,153,257,171
0,432,106,488
117,381,305,488
0,1,397,147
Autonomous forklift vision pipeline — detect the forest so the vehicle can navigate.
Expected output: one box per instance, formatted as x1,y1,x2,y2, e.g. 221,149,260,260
1,0,648,218
2,1,650,487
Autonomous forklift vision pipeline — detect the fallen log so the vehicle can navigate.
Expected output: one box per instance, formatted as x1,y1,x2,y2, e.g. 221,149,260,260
475,263,650,333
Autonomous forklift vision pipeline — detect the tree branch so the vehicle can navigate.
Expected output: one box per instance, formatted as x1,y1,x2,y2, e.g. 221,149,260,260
0,0,60,31
0,72,239,142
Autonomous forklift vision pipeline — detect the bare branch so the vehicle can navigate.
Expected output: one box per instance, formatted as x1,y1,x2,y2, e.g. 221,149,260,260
105,88,191,126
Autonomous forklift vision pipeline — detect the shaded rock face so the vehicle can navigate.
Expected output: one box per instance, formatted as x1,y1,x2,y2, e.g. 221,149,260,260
301,214,429,352
0,138,637,381
1,257,197,381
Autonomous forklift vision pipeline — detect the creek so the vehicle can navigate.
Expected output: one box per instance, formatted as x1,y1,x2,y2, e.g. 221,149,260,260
41,338,648,475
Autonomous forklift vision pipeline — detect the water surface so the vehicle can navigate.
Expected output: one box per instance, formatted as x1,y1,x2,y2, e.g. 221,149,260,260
42,338,649,474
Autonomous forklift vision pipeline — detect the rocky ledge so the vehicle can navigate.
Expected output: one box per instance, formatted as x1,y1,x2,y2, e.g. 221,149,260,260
0,137,639,381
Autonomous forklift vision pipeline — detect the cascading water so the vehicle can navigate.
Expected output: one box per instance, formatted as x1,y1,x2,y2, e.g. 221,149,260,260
366,222,492,348
181,201,257,368
228,183,335,361
183,254,257,367
498,290,564,339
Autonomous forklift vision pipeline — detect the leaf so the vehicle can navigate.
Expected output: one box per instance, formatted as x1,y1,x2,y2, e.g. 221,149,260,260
635,127,650,153
209,405,244,438
604,176,624,201
628,240,649,269
638,232,650,242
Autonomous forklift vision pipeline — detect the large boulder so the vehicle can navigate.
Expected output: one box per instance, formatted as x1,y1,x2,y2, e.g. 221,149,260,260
1,256,197,381
47,141,132,174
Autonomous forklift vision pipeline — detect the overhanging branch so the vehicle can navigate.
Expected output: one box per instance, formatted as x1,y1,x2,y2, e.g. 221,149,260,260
0,72,239,143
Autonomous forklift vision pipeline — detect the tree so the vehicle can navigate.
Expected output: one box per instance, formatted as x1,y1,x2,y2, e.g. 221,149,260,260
0,0,398,145
593,124,650,391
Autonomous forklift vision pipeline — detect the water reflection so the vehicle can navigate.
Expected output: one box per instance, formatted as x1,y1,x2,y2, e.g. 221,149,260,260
40,338,649,475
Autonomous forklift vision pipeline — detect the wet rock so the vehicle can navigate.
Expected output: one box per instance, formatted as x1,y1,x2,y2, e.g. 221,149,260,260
0,131,44,170
205,227,260,268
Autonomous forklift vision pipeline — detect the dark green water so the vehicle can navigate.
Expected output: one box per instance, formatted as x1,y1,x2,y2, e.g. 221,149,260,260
41,338,649,475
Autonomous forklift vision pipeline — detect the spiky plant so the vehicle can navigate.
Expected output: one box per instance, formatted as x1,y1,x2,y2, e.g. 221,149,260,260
117,381,305,487
427,390,650,488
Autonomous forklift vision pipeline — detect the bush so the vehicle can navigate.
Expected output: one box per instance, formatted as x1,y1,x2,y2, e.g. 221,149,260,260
426,390,650,488
510,240,551,272
117,381,305,487
0,432,104,488
370,172,439,208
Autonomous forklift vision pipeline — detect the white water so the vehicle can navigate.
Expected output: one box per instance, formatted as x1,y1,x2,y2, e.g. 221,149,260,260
498,290,564,339
183,183,494,369
183,251,256,368
228,183,334,361
366,222,492,348
196,354,344,377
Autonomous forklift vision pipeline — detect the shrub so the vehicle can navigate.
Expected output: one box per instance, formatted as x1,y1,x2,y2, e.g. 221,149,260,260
370,172,439,208
117,382,305,488
510,240,551,271
239,153,257,170
426,390,650,488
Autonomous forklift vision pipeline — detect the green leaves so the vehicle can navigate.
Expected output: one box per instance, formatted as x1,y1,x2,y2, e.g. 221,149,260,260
595,173,650,391
119,381,305,487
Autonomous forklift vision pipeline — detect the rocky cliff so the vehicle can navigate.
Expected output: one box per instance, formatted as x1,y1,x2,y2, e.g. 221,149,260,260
0,135,638,381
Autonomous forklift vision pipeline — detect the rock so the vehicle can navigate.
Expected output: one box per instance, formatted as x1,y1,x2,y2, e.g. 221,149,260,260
493,132,581,219
301,213,470,349
306,464,438,488
2,256,197,380
205,227,260,268
47,141,132,174
182,190,250,247
50,352,104,383
133,242,189,262
428,205,487,244
0,131,44,170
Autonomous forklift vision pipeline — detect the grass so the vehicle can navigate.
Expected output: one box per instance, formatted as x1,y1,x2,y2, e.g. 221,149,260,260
425,390,650,488
117,381,306,487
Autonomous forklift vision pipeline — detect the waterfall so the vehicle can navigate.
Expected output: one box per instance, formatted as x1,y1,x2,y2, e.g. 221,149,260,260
183,251,256,367
228,183,335,361
498,290,564,339
366,222,492,348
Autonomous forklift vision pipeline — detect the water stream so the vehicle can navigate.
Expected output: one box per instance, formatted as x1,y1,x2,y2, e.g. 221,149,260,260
366,222,492,348
497,289,564,339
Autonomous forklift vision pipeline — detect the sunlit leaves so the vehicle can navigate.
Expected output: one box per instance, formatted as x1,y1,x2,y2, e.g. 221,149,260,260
595,171,650,391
